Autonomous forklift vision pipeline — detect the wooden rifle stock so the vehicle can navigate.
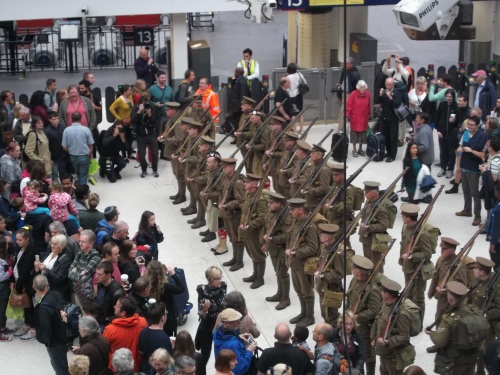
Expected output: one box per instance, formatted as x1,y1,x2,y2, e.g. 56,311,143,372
380,259,425,340
268,110,313,153
191,133,231,179
263,204,290,252
351,240,395,314
182,112,221,157
437,224,485,291
293,149,333,199
403,185,444,258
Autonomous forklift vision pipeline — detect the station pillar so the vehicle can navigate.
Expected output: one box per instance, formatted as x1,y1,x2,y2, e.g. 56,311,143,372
170,13,188,83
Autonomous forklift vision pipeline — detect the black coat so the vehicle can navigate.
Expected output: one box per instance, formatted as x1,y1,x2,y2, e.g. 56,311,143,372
436,101,458,136
14,244,36,295
101,126,129,157
160,275,185,336
377,89,402,122
339,66,361,93
41,251,72,301
331,327,365,372
118,257,141,284
97,279,126,323
35,290,67,347
230,76,250,114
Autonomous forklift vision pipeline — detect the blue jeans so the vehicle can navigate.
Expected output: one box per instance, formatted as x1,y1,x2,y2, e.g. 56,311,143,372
70,155,90,185
50,156,68,182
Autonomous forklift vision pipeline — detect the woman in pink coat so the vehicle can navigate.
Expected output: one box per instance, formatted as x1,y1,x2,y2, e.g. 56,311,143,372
346,80,371,157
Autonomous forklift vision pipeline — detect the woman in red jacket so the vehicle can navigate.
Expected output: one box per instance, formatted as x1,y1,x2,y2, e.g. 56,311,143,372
346,80,371,157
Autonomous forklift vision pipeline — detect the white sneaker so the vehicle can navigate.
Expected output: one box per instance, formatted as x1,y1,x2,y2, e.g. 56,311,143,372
437,169,446,177
13,327,29,337
20,331,36,341
445,170,453,179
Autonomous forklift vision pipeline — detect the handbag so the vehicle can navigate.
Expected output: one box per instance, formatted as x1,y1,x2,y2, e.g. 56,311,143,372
298,73,310,95
10,290,31,308
6,290,24,320
394,103,411,121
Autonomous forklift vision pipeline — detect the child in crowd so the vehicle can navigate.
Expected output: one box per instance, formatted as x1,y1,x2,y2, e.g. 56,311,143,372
23,180,50,216
291,325,314,360
10,198,25,231
48,181,81,229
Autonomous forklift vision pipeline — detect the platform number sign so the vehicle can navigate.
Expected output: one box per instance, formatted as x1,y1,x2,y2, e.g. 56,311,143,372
278,0,308,10
133,28,155,46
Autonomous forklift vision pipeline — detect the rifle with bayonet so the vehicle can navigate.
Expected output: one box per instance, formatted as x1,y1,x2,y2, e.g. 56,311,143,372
380,260,425,340
437,224,485,291
191,132,232,179
292,149,333,199
219,144,255,207
325,156,374,209
235,91,274,135
240,159,276,229
289,129,334,184
402,185,444,259
482,270,500,313
159,96,202,139
267,107,312,152
350,240,395,314
361,168,409,231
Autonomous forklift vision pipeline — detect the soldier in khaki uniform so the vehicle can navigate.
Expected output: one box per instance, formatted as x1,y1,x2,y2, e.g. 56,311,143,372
162,114,188,204
322,163,355,245
158,101,180,161
286,198,319,327
427,237,469,353
233,96,256,170
188,97,214,138
247,111,272,176
198,151,224,246
179,119,203,217
262,116,287,192
186,135,214,230
470,257,499,375
277,131,299,198
426,281,478,375
289,140,311,198
239,173,268,289
262,191,292,310
371,278,415,375
399,203,434,331
218,158,245,271
346,255,382,375
297,144,331,211
358,181,390,271
314,223,344,326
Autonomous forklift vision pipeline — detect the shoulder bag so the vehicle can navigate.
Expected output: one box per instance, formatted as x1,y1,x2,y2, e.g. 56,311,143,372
298,73,310,95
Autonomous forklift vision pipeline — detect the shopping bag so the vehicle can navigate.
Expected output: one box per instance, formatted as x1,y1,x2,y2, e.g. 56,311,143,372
6,290,24,320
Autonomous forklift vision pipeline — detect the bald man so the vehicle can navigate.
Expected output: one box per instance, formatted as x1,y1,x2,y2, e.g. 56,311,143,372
134,48,157,87
376,77,402,162
257,322,315,375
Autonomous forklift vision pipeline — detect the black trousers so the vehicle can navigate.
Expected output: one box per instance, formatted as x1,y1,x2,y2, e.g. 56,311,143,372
382,119,399,159
47,345,70,375
137,134,159,172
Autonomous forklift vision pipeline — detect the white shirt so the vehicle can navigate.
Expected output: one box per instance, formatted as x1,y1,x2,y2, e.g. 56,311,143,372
287,72,307,98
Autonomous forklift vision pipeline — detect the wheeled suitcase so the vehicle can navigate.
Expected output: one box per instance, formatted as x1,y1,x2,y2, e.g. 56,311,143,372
366,132,385,161
330,132,349,162
168,267,193,326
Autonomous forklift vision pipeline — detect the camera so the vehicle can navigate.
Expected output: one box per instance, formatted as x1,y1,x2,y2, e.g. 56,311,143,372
144,103,151,109
391,54,396,58
392,0,462,39
267,0,277,8
118,126,125,133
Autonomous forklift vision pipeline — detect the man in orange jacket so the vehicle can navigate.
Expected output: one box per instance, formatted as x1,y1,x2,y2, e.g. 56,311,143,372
103,296,148,372
195,77,220,125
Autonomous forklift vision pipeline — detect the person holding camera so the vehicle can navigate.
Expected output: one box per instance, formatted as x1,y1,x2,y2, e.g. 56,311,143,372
131,94,159,178
99,121,128,183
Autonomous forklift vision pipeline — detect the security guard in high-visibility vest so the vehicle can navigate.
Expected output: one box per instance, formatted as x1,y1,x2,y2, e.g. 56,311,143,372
237,48,260,89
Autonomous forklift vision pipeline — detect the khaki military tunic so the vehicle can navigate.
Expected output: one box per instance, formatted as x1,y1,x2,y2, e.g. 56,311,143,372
296,160,331,211
287,216,319,299
346,275,382,366
188,107,213,138
358,199,390,268
316,243,344,325
371,301,414,375
289,156,311,198
251,125,272,176
239,192,268,263
164,118,186,178
430,305,479,375
428,254,469,321
235,112,251,169
219,174,245,245
278,149,299,198
263,208,292,278
399,223,434,324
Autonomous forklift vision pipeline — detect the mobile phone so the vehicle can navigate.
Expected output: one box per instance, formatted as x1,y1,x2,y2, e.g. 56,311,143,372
247,336,256,345
35,255,40,262
391,54,396,58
